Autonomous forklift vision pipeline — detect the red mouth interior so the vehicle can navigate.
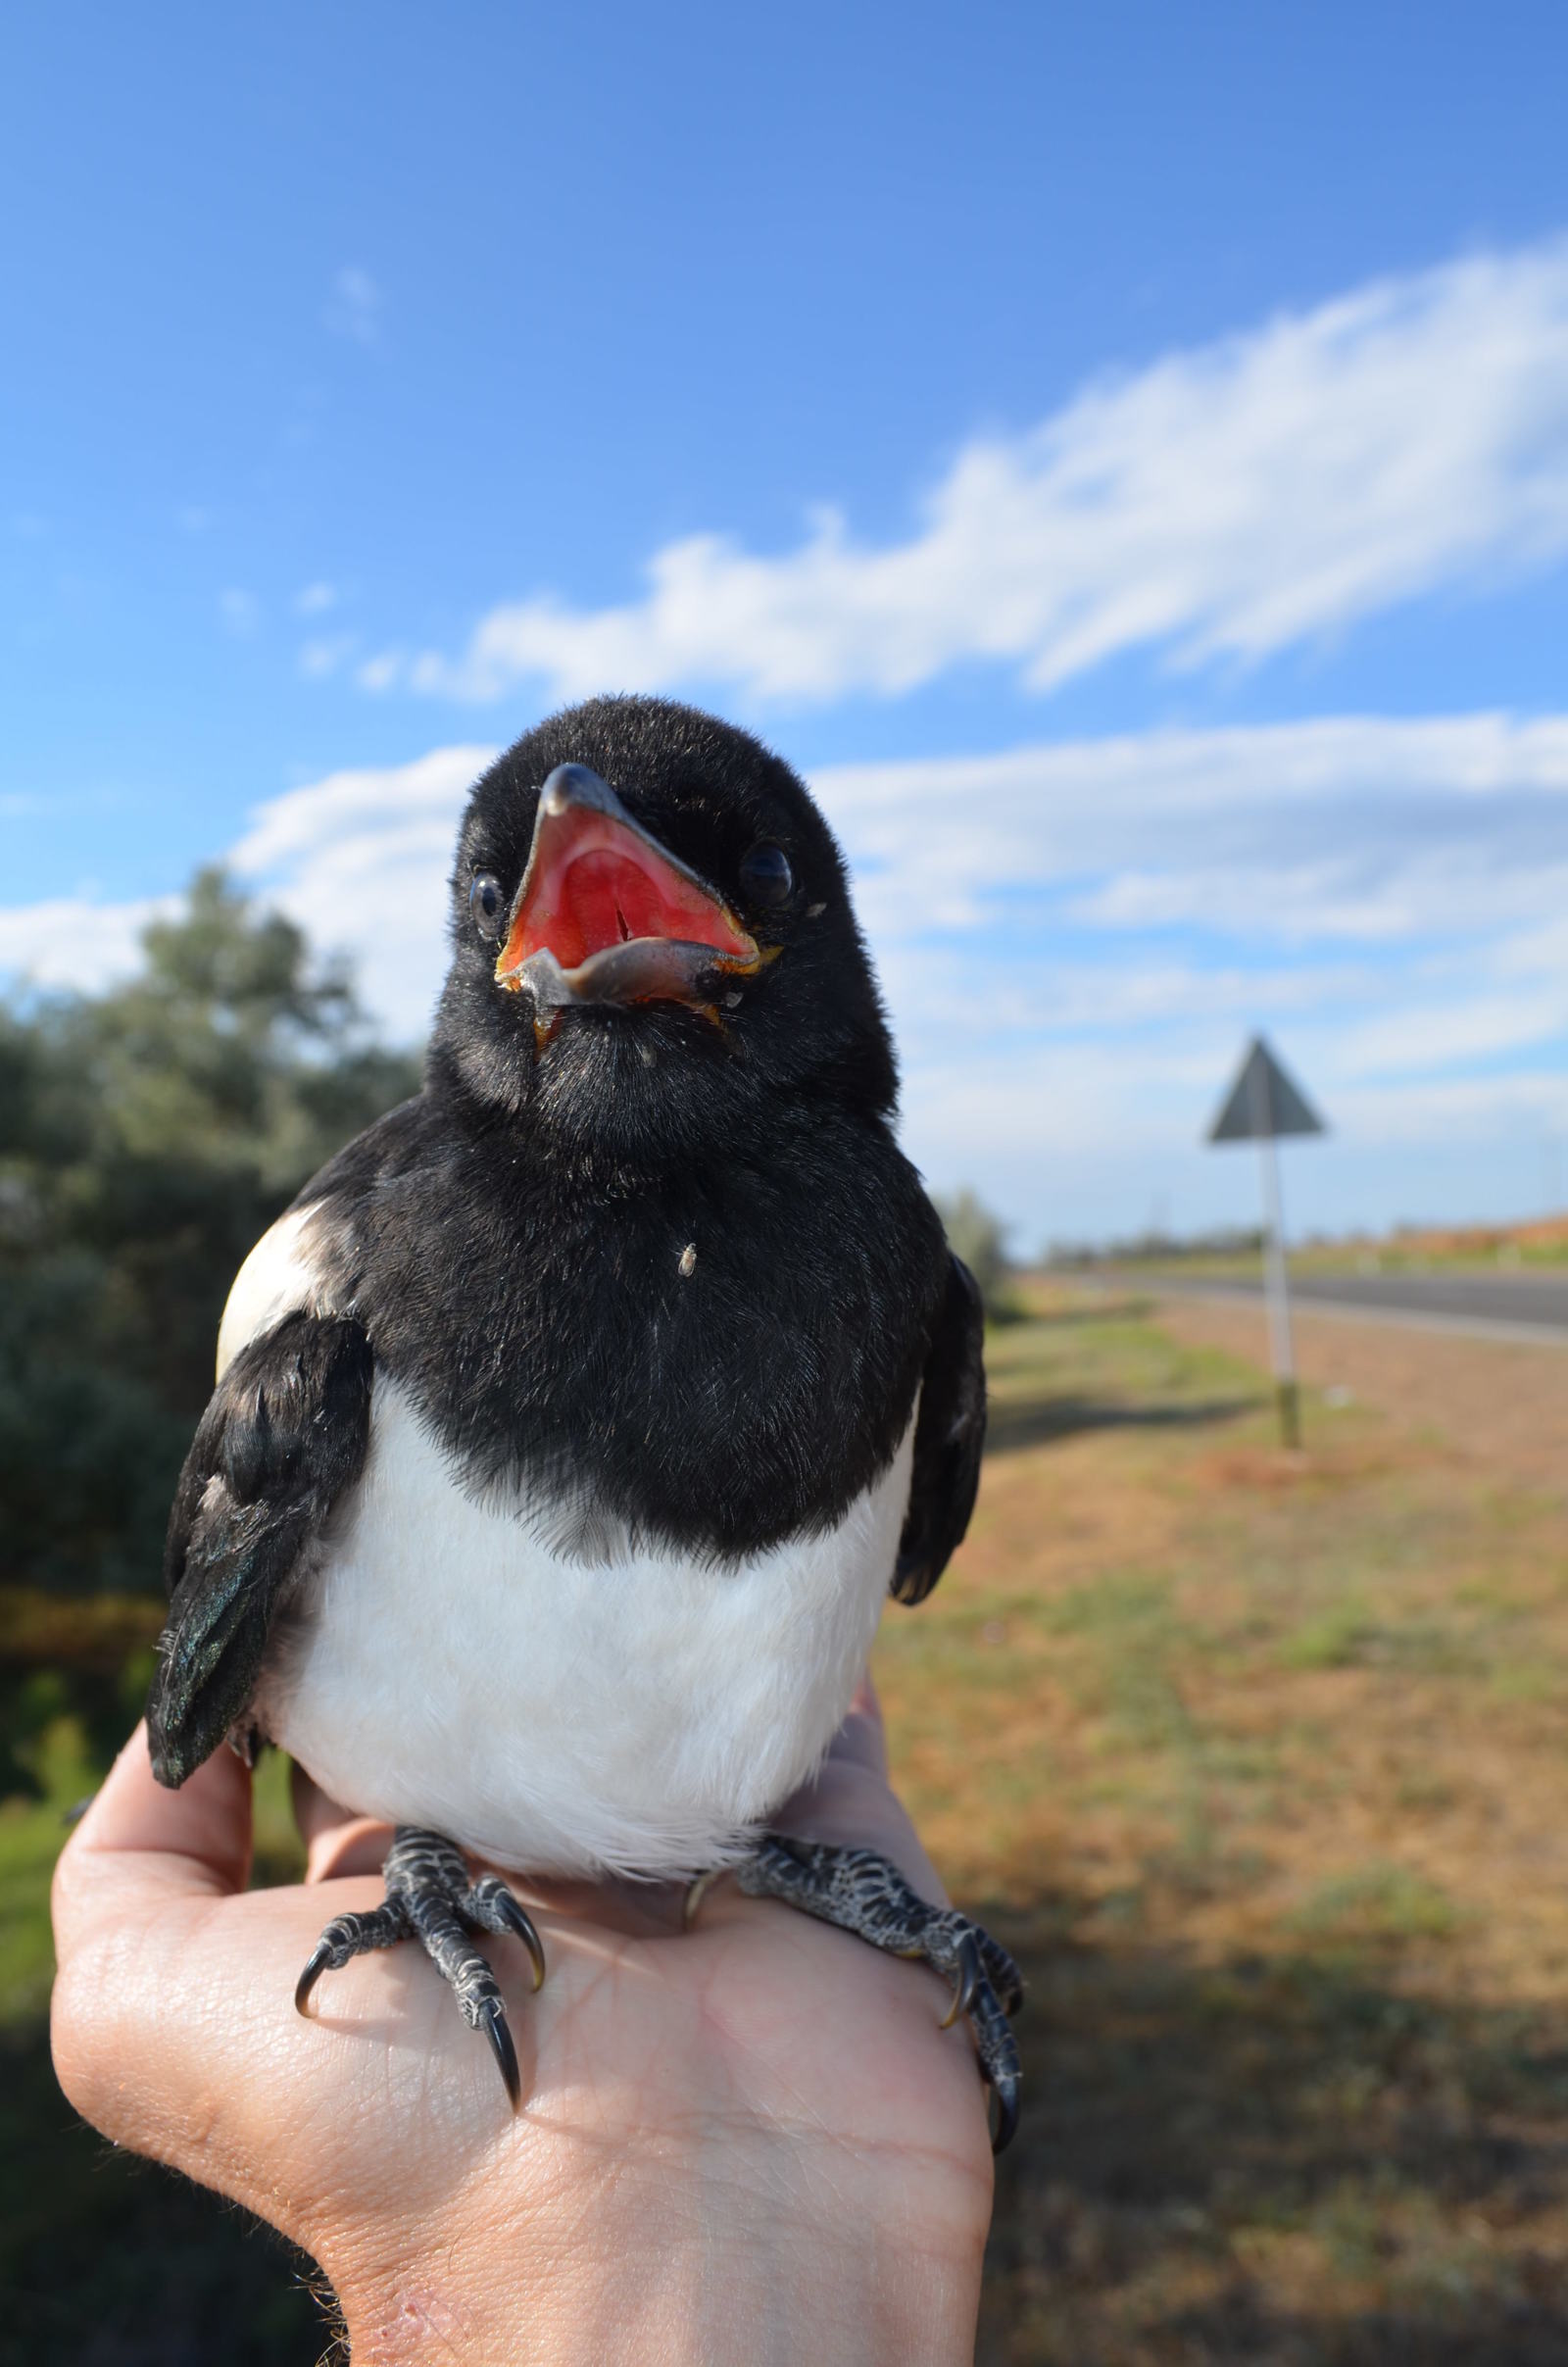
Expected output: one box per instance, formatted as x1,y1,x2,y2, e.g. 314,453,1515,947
499,807,754,977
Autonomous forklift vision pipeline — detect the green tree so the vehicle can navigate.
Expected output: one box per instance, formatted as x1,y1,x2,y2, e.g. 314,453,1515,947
933,1187,1020,1319
0,871,421,1596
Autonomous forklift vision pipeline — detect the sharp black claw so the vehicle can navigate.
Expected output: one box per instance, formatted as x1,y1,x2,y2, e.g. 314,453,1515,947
295,1942,332,2018
495,1893,548,1993
987,2071,1020,2155
482,1999,521,2107
682,1867,723,1929
941,1931,983,2031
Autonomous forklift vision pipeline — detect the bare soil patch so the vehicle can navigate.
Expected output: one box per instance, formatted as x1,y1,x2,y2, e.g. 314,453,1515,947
1154,1290,1568,1495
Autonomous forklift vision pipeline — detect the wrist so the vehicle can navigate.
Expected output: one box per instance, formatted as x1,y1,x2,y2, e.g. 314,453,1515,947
330,2133,987,2366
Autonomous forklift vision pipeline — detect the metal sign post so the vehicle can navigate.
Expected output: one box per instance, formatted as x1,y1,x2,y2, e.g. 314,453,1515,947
1207,1037,1326,1449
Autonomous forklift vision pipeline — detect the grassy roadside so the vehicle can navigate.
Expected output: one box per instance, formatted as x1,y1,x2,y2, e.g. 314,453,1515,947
1085,1207,1568,1280
871,1288,1568,2363
6,1287,1568,2360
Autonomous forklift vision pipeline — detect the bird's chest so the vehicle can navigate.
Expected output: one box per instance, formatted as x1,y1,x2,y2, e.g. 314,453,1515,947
257,1374,914,1877
341,1141,938,1564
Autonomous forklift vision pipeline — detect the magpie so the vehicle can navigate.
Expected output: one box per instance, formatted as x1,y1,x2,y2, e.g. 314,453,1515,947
145,697,1022,2147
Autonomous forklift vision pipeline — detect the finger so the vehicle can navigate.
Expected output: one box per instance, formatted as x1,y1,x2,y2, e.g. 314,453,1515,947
290,1762,396,1882
851,1669,886,1735
759,1675,950,1906
781,1765,949,1904
824,1670,889,1777
52,1724,252,1957
52,1854,394,2206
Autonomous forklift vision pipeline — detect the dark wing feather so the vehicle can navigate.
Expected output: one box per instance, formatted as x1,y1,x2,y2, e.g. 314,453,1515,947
891,1253,986,1606
146,1310,373,1787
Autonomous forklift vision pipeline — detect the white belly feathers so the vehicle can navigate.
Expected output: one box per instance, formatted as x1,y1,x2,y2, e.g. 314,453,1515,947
225,1208,913,1878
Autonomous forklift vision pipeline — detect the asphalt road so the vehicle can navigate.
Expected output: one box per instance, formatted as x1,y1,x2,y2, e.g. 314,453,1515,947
1148,1268,1568,1345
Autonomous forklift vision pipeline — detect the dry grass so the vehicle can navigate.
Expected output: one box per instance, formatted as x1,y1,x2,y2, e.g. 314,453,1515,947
873,1287,1568,2363
1362,1211,1568,1263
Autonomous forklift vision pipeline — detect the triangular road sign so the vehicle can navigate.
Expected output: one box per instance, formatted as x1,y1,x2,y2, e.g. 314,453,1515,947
1207,1036,1325,1145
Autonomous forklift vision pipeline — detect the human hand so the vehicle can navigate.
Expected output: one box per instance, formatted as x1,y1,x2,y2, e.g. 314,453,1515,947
51,1685,996,2365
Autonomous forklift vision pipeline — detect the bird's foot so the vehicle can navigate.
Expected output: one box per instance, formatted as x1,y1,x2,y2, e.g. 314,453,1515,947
295,1825,546,2106
690,1834,1023,2152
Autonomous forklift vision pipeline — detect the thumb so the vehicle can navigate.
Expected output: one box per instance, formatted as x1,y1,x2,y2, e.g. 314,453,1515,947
52,1722,253,1960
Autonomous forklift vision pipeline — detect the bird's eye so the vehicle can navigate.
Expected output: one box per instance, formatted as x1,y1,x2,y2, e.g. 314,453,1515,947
738,842,793,909
469,871,507,941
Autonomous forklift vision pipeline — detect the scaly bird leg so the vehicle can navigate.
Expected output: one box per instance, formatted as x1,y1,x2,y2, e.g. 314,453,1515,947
688,1834,1023,2152
296,1826,546,2106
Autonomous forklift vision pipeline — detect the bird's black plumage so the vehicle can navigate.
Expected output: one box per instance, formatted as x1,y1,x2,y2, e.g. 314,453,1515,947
149,1311,372,1786
144,694,1016,2145
267,1084,954,1561
433,697,899,1159
148,693,983,1767
892,1253,986,1606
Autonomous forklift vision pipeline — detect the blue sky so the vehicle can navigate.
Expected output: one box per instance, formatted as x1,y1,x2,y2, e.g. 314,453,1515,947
6,2,1568,1246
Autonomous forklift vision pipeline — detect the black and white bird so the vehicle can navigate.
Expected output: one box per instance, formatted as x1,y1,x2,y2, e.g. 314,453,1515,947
146,697,1022,2146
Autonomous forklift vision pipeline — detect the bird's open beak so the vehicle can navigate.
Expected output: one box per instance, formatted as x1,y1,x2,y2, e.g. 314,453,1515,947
494,764,765,1020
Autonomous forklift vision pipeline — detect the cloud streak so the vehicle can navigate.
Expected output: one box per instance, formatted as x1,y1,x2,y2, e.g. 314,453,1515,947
325,267,382,347
815,712,1568,949
230,745,497,1030
0,895,176,990
361,241,1568,709
6,711,1565,1235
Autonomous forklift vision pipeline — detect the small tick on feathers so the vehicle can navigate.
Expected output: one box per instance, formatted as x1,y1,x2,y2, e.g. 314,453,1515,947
145,696,1021,2151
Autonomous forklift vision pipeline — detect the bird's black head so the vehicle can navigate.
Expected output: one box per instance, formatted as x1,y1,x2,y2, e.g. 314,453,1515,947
430,698,897,1164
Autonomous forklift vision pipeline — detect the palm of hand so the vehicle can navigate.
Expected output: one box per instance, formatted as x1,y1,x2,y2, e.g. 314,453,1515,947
53,1708,994,2353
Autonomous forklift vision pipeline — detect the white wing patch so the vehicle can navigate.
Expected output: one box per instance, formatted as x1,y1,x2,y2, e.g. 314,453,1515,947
215,1204,333,1377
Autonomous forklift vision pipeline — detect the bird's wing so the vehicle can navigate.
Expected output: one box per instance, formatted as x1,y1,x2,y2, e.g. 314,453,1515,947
890,1252,986,1606
146,1308,373,1787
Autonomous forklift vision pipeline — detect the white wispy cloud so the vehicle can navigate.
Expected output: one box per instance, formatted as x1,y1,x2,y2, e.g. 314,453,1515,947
357,649,403,693
6,713,1565,1233
295,581,338,616
231,745,498,1031
816,713,1568,951
298,633,358,680
0,896,177,991
219,587,261,637
325,267,382,347
835,719,1568,1206
1335,988,1568,1078
360,240,1568,709
222,712,1568,1046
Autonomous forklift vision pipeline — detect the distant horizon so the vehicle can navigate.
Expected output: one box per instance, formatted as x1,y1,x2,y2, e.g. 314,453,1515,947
1036,1208,1568,1262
